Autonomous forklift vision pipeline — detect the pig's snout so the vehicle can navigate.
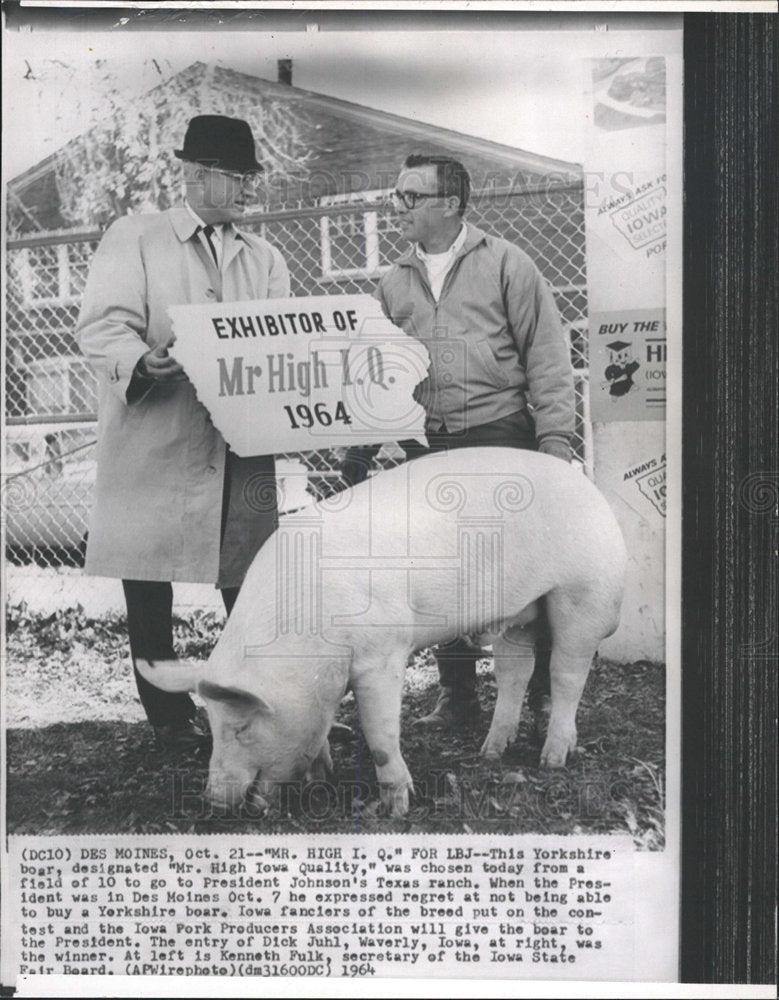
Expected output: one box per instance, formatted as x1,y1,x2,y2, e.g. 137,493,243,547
205,767,274,817
205,771,258,815
205,779,246,815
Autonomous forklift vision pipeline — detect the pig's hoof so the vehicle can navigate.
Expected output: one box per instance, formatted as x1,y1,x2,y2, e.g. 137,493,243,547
540,734,575,769
379,782,410,818
309,741,334,781
308,758,329,782
242,787,270,817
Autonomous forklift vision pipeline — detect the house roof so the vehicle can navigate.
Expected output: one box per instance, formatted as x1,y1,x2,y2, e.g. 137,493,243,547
208,63,581,176
8,61,582,230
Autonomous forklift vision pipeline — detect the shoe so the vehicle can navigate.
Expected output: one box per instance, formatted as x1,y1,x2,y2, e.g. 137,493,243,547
412,685,482,730
328,721,356,744
153,718,211,753
414,639,482,730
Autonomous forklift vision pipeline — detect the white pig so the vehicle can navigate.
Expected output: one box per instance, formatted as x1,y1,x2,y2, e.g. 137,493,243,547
137,447,627,817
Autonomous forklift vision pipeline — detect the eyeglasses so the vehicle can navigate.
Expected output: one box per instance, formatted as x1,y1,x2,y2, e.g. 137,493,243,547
392,189,441,210
207,167,264,191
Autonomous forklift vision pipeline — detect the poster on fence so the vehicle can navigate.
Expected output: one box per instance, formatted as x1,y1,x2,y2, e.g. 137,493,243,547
168,294,430,455
2,12,687,999
589,307,667,422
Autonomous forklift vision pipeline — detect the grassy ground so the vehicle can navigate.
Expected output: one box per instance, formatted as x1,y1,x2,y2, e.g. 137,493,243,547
5,603,665,844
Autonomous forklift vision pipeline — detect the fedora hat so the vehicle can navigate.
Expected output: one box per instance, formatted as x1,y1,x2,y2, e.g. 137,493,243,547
174,115,264,174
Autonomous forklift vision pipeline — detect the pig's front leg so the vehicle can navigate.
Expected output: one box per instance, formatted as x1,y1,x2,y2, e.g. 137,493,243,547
308,740,333,782
351,653,413,817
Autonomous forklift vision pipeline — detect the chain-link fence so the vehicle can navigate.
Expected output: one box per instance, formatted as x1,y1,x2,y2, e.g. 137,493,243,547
4,184,588,587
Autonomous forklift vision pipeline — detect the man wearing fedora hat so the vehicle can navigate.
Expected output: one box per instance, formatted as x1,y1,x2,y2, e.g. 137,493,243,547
77,115,290,752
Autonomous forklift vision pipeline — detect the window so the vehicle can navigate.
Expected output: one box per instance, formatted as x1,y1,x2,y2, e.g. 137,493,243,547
18,243,87,307
319,189,400,279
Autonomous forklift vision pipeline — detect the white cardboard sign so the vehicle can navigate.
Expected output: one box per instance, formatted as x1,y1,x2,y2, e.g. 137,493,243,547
168,293,430,456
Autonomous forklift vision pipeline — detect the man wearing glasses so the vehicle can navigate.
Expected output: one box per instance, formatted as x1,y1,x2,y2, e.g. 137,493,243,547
77,116,290,752
343,153,576,733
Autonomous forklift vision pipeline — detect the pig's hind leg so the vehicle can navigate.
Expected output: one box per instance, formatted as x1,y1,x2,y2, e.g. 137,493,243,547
351,653,413,817
540,646,591,768
540,586,605,768
480,624,536,759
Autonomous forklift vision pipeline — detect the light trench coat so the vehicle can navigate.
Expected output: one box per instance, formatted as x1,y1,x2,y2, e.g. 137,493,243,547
77,205,290,583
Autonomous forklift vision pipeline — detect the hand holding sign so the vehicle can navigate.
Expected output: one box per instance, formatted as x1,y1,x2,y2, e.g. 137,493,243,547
139,345,188,382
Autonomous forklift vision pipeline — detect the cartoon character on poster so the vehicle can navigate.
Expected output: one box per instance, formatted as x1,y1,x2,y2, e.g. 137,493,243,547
602,341,641,399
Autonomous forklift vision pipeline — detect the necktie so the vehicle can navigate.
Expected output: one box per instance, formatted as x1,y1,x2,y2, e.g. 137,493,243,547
201,224,219,268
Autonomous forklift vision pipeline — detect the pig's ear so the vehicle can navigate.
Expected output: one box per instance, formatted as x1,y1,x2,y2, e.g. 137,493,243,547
198,680,275,717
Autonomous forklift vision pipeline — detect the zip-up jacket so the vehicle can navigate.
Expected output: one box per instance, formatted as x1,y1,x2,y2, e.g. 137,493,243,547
375,223,575,447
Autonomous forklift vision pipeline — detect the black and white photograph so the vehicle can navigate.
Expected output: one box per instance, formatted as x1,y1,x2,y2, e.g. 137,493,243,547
8,6,765,995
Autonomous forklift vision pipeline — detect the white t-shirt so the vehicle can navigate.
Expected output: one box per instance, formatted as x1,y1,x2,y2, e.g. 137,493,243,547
415,224,467,301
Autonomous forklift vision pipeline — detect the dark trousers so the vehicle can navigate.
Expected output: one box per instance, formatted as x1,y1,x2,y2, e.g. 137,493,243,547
123,580,239,727
404,409,537,455
343,409,536,483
